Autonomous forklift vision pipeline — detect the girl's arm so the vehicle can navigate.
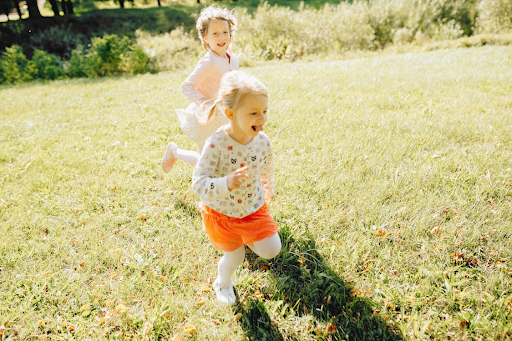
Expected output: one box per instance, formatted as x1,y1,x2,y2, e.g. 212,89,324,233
180,59,214,105
192,139,230,201
260,140,275,200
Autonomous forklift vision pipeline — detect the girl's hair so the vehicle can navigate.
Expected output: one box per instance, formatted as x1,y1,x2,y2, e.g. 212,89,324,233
207,70,268,123
196,6,238,51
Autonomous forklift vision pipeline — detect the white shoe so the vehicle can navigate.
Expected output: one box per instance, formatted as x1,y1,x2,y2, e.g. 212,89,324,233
213,278,236,305
161,142,178,173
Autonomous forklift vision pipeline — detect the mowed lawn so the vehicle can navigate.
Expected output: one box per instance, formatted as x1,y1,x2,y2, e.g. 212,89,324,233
1,46,511,340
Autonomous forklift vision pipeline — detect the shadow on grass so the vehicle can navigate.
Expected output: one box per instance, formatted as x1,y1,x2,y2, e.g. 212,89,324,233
235,224,404,341
173,198,200,218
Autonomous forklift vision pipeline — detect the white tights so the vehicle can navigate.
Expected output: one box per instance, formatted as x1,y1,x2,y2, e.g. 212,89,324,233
173,147,200,166
217,233,281,284
173,138,208,167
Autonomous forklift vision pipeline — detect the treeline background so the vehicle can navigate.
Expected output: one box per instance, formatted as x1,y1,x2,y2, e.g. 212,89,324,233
0,0,511,84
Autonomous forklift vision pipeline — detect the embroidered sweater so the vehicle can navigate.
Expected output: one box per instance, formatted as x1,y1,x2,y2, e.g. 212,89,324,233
192,128,274,218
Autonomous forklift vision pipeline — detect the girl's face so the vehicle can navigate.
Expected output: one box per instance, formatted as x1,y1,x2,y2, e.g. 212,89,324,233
226,93,268,145
203,19,231,58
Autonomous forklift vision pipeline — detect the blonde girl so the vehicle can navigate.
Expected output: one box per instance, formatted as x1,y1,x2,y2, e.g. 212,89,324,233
192,70,281,305
161,5,240,172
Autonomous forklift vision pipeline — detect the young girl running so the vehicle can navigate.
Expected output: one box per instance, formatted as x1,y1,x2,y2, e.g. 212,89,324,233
192,71,281,305
161,5,239,172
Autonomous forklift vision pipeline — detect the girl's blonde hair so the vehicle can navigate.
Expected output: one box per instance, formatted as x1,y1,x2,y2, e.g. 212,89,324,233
196,6,238,51
208,70,268,123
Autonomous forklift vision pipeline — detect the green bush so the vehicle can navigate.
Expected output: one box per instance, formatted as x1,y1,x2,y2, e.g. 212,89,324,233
367,0,410,48
31,49,65,80
476,0,512,33
65,45,89,79
135,28,202,71
234,2,374,60
86,34,131,77
0,45,35,84
121,44,156,75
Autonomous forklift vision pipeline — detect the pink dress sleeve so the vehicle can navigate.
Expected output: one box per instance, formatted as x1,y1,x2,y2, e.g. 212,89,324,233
180,58,215,105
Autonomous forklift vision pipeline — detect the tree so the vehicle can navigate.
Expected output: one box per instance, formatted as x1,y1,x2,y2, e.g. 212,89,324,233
0,0,22,20
25,0,42,19
12,0,23,18
48,0,60,16
61,0,73,15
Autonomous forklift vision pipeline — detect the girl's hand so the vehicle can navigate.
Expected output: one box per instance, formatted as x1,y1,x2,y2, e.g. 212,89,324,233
227,166,250,191
265,188,274,203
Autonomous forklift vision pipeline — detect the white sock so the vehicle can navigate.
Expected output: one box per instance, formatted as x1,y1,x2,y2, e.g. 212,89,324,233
213,278,236,305
214,247,245,305
173,148,200,166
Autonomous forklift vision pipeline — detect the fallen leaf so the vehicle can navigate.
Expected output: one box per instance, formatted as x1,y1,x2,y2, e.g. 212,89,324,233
184,324,196,334
431,226,441,234
115,303,127,313
199,285,211,292
80,304,90,311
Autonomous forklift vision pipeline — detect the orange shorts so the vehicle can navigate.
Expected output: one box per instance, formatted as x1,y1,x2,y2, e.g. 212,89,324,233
201,203,279,252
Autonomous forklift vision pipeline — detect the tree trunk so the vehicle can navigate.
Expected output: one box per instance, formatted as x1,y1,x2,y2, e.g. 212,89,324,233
157,0,161,7
61,0,72,15
48,0,60,16
119,0,124,8
12,0,22,18
66,0,73,14
26,0,42,19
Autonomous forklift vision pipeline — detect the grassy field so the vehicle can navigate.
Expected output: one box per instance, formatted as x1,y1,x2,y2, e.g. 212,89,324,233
1,46,511,340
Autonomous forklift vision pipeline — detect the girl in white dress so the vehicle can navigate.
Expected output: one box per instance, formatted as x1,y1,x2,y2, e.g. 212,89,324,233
161,6,239,172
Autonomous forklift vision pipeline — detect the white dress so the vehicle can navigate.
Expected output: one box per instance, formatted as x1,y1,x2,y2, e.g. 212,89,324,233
176,50,239,152
176,102,229,152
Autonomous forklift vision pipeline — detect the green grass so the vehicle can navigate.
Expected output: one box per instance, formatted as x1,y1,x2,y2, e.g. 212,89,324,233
1,46,512,340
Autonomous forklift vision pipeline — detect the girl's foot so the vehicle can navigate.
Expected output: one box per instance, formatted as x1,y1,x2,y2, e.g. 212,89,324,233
161,142,178,173
213,278,236,305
